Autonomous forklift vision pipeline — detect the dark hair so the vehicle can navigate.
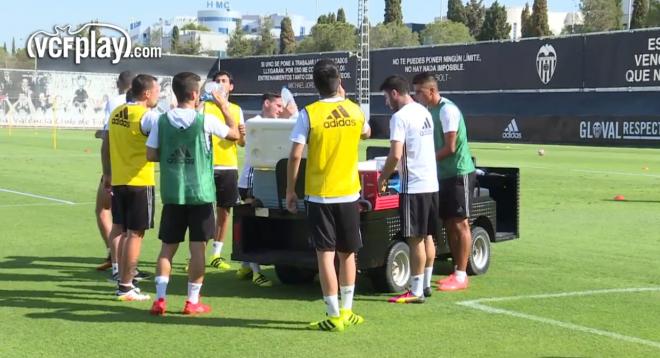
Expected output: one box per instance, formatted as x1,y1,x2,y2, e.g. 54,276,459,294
131,74,157,98
313,59,340,97
411,72,438,87
125,89,135,102
379,75,410,95
261,92,282,103
213,70,234,84
172,72,201,103
117,71,135,92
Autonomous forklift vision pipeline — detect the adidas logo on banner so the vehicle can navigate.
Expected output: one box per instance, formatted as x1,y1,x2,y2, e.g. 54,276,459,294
502,119,522,139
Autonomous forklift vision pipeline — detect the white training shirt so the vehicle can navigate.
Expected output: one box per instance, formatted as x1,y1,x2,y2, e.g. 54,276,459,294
146,108,230,151
438,97,461,133
214,107,245,171
389,101,439,194
102,93,127,130
238,115,261,189
290,96,370,204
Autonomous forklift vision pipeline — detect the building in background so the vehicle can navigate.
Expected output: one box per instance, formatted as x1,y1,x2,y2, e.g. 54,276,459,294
129,0,312,56
506,7,583,39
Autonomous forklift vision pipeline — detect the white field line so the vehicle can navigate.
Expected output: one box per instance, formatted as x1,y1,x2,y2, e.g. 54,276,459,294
0,201,94,208
0,188,76,205
457,287,660,350
487,164,660,178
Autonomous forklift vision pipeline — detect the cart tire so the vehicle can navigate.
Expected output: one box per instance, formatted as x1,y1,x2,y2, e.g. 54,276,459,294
467,226,491,275
274,265,316,285
369,241,411,292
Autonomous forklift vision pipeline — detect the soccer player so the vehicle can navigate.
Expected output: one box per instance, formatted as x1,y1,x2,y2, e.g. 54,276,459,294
101,74,161,301
147,72,239,315
94,71,134,272
204,71,245,271
286,59,370,332
412,72,476,291
378,75,439,304
236,92,285,287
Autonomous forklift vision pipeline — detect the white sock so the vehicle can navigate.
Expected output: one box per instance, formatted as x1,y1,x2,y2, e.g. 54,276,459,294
187,282,203,304
424,266,433,288
111,263,119,275
340,285,355,310
323,295,340,317
249,262,261,273
455,270,467,283
411,274,424,297
155,276,169,300
212,242,223,256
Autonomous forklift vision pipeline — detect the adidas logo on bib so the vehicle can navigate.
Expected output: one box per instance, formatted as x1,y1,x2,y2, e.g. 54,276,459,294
502,119,522,139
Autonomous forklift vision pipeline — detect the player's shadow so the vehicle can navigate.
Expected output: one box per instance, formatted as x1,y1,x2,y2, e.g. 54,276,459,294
0,289,308,331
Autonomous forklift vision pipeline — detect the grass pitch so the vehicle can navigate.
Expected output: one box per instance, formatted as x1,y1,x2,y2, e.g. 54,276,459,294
1,128,659,357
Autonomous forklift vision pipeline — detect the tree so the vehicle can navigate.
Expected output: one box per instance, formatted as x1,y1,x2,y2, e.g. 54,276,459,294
581,0,621,32
177,36,202,55
420,20,475,45
337,8,347,23
149,27,163,48
280,17,296,54
520,3,534,37
648,0,660,26
297,22,358,53
631,0,650,28
448,0,468,24
181,23,211,32
530,0,552,36
384,0,403,25
465,0,486,37
227,19,255,57
256,19,277,55
478,1,511,40
370,23,420,49
171,26,179,53
11,37,15,56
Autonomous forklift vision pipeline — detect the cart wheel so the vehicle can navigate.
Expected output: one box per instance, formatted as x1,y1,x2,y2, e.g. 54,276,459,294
467,226,491,275
369,241,410,292
274,265,316,285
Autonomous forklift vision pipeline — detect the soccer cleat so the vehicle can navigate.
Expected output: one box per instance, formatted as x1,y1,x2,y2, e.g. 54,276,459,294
150,298,166,316
96,255,112,271
182,300,212,315
438,276,469,291
209,255,231,271
116,287,151,302
236,266,253,280
133,268,151,281
423,287,433,298
436,273,455,285
340,308,364,327
308,316,345,332
252,272,272,287
388,290,425,304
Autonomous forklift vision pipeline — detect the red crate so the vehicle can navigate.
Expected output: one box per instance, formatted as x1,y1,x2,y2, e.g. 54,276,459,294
359,170,399,211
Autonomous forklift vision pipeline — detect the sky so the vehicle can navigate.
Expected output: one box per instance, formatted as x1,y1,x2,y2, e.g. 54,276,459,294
0,0,579,49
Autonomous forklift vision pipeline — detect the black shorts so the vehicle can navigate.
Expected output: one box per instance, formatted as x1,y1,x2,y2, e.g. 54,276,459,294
158,203,216,244
399,192,439,238
214,170,240,208
111,185,155,231
238,187,252,201
306,200,362,253
439,172,476,220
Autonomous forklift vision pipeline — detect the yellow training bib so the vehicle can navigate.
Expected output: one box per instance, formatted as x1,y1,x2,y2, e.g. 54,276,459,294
204,101,242,168
304,99,364,197
108,104,155,186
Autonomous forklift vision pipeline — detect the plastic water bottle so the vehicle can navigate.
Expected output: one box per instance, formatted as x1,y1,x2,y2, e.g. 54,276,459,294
201,81,223,102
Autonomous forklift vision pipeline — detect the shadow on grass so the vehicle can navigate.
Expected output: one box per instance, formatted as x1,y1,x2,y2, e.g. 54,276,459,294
602,199,660,204
0,290,308,331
